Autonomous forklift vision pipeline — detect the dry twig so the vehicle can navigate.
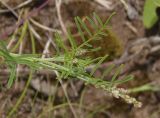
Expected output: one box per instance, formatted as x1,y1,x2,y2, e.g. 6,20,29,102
56,0,68,38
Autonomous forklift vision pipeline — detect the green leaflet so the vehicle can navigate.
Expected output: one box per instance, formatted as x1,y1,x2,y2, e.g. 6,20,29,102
143,0,160,28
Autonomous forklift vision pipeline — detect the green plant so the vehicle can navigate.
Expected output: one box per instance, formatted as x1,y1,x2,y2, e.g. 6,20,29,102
143,0,160,28
0,13,141,108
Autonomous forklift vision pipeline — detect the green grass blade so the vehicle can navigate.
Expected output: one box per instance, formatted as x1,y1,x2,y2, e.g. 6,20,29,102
93,12,103,27
29,29,36,54
55,32,68,53
104,12,116,26
7,64,16,88
86,16,98,30
11,21,28,52
75,17,86,42
0,41,16,63
67,28,77,50
88,47,101,52
90,55,108,76
110,64,124,87
115,75,134,85
75,17,92,47
98,31,108,37
77,16,92,37
101,64,115,79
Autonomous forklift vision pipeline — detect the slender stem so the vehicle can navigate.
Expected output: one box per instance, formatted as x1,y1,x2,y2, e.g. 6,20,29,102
7,70,33,118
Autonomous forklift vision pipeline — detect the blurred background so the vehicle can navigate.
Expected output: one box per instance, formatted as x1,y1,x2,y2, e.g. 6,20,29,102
0,0,160,118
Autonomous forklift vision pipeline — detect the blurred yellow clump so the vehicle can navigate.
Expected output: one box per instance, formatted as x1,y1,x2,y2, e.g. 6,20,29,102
89,28,123,60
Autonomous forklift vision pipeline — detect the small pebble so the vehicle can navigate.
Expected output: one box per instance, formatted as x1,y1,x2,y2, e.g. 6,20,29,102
127,4,139,20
